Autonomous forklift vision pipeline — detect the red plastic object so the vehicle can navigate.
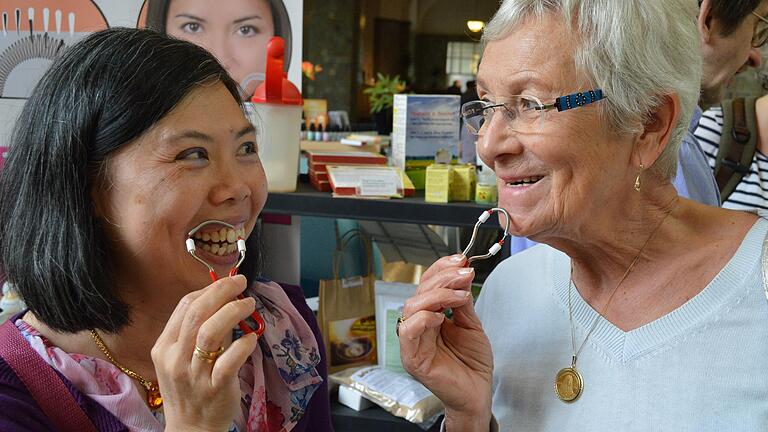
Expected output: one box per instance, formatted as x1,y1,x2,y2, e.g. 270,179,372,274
251,37,302,106
208,269,266,337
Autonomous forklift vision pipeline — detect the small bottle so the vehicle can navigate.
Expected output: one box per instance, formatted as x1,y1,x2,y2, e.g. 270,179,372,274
475,163,498,205
300,122,307,141
330,125,339,141
322,124,330,141
308,121,316,141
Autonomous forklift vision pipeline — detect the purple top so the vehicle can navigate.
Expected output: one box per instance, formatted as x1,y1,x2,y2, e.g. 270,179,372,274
0,283,333,432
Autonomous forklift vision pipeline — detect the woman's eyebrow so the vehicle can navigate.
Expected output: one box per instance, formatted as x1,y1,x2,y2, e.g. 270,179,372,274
173,13,207,22
234,125,256,139
478,73,552,96
167,130,214,144
232,15,264,24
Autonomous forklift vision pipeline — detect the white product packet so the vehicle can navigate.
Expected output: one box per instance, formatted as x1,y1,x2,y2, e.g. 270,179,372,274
374,281,417,373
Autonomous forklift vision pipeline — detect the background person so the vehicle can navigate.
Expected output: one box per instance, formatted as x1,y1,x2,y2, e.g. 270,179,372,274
694,94,768,210
690,0,768,211
698,0,767,109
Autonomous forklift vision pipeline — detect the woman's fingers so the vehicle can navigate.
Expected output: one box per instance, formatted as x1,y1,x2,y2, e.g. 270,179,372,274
177,275,248,350
156,289,205,346
398,310,445,372
450,294,482,329
418,255,467,292
190,296,257,374
403,265,476,321
402,286,473,319
210,332,259,388
417,264,475,298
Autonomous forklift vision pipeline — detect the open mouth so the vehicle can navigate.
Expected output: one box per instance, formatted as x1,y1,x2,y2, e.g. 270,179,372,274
191,226,246,256
505,176,544,188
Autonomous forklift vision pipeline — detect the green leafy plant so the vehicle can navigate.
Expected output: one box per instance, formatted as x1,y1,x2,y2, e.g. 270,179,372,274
363,73,406,114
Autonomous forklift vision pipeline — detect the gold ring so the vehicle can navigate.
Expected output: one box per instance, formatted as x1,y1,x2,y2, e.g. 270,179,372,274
395,315,406,337
194,345,225,363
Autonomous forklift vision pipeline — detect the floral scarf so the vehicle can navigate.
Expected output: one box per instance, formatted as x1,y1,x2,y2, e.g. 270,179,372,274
16,279,322,432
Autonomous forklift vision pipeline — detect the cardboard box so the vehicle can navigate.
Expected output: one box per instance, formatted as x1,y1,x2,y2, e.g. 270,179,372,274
326,166,415,197
338,385,375,412
305,150,388,166
424,164,453,203
451,164,477,202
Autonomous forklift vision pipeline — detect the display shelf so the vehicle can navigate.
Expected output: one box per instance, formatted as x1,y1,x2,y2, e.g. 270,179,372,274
264,182,501,228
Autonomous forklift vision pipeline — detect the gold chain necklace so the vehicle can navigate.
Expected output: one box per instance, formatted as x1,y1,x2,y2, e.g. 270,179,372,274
89,330,163,410
554,200,676,403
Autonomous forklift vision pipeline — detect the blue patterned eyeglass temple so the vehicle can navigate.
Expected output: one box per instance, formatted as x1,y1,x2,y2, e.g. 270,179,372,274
542,89,606,112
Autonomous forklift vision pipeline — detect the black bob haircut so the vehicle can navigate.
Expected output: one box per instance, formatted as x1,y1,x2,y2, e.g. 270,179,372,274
701,0,764,36
145,0,293,72
0,27,263,334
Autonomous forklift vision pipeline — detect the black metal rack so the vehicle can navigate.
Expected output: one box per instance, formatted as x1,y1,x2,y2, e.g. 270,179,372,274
264,182,500,228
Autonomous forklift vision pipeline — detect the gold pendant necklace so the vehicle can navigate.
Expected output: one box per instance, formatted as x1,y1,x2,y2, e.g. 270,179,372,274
554,355,584,402
89,330,163,410
556,200,676,403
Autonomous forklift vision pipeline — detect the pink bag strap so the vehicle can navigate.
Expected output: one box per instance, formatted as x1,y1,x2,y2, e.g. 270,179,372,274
0,320,98,432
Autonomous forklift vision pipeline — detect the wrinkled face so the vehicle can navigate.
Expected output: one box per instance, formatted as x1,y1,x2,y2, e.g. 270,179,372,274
476,14,635,240
701,2,768,107
166,0,275,98
96,83,267,294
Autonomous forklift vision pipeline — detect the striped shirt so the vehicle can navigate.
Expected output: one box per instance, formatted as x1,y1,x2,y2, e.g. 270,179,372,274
693,107,768,211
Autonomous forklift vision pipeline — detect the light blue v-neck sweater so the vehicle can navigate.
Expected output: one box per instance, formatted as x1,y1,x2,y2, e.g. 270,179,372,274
476,218,768,431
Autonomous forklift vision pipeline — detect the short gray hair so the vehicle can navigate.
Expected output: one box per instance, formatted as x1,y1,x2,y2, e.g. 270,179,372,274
483,0,702,178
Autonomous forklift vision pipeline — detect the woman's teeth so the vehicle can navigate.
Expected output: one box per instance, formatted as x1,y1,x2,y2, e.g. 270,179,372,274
193,227,245,256
506,176,543,187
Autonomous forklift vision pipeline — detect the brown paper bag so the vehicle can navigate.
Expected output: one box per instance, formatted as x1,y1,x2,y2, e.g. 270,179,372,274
381,259,426,284
318,230,378,373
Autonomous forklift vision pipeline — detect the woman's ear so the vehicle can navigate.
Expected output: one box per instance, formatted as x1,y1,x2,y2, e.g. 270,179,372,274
634,93,681,168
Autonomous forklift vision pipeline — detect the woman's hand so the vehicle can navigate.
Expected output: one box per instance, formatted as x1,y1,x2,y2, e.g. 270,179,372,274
398,255,493,431
152,274,258,432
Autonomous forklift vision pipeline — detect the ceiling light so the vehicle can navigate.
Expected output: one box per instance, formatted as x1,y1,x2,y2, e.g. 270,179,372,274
467,20,485,33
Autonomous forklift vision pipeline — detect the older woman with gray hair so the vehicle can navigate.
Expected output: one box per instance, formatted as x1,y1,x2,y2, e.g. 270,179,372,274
398,0,768,431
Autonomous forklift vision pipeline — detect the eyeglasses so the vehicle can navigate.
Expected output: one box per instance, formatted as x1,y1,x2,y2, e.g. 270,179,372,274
752,11,768,48
461,89,606,136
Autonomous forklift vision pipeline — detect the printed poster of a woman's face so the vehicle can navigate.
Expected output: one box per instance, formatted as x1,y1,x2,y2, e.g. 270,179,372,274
143,0,292,100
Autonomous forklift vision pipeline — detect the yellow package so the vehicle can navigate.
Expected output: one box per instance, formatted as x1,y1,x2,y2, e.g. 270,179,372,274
475,182,498,204
424,164,452,203
450,164,477,202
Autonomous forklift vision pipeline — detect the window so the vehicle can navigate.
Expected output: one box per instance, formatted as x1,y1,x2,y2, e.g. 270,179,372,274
446,42,481,75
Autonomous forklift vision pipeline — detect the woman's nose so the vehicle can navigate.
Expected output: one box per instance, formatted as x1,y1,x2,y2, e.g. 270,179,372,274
210,165,251,205
208,36,235,69
476,112,523,166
